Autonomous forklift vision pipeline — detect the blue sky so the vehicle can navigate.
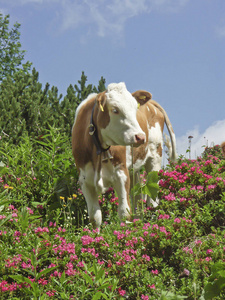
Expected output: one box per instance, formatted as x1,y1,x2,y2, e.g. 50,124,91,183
1,0,225,157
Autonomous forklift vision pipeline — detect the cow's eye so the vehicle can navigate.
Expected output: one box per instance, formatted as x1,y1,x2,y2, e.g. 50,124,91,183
112,108,119,114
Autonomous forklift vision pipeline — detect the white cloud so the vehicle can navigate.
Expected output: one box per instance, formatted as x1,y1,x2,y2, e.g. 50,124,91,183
1,0,189,38
58,0,150,38
176,120,225,159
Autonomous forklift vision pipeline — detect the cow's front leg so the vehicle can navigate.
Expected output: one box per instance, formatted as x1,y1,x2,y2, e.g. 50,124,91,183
82,183,102,229
114,168,132,221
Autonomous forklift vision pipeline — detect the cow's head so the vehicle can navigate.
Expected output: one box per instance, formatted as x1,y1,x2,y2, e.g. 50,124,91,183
96,82,146,147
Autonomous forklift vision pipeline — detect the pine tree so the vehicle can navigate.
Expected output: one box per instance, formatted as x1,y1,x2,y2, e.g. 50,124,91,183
61,72,106,137
0,14,107,142
0,13,31,82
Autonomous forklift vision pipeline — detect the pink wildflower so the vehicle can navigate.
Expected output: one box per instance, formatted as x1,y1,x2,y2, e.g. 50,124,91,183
148,284,156,289
142,254,150,261
118,287,126,296
174,218,181,223
77,261,85,268
205,257,212,262
46,290,56,297
206,249,213,254
195,240,202,245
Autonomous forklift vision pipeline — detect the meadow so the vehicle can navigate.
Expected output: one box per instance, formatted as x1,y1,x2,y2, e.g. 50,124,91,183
0,128,225,299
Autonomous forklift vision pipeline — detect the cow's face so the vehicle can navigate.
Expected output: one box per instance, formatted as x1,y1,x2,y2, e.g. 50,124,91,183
98,82,146,147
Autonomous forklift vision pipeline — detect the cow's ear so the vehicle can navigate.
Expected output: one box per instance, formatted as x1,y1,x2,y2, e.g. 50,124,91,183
132,90,152,105
96,91,107,112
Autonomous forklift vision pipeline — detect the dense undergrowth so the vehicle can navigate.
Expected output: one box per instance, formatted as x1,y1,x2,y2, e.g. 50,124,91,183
0,129,225,299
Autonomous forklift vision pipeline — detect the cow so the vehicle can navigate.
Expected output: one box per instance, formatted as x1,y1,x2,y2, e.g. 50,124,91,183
72,82,177,228
221,142,225,157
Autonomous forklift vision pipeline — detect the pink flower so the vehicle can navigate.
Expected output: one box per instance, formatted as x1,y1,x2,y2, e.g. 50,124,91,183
205,257,212,262
142,254,150,261
207,185,216,190
183,247,193,254
164,192,176,201
141,295,149,300
149,284,156,289
46,290,56,297
174,218,181,223
81,235,95,245
151,269,159,275
158,214,170,219
118,287,126,296
27,207,34,215
38,278,48,286
195,240,202,245
77,261,85,268
206,249,213,254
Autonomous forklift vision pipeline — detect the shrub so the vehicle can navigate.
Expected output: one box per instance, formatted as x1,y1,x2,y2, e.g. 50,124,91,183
1,141,225,299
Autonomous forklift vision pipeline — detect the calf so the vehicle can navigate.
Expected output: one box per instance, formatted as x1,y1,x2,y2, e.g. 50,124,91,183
221,142,225,157
72,82,176,228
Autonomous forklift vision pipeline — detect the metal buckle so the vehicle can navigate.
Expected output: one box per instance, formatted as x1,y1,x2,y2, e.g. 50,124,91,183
89,124,95,136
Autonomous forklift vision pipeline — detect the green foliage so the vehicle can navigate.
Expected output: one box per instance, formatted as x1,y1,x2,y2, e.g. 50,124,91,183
0,13,31,82
202,144,224,160
0,126,87,228
1,143,225,299
132,171,159,200
2,12,225,300
0,14,106,144
202,262,225,299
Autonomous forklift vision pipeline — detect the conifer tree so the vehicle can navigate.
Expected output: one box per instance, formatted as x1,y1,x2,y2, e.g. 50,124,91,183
0,14,107,142
61,72,106,136
0,13,31,82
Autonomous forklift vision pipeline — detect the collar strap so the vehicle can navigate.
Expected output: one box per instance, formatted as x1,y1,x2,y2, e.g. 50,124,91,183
89,100,110,155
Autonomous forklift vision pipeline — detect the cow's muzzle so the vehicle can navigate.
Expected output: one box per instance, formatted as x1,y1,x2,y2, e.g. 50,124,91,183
134,133,145,146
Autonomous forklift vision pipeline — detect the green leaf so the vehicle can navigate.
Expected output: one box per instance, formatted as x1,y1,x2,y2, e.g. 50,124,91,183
37,267,57,280
10,274,35,288
92,291,109,300
80,271,93,286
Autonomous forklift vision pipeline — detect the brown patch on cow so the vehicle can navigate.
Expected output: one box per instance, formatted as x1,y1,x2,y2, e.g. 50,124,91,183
132,90,152,105
72,97,95,169
72,91,112,170
96,91,110,129
221,142,225,157
157,144,162,157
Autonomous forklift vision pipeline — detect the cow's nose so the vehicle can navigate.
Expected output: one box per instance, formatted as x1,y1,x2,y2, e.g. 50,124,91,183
134,133,145,145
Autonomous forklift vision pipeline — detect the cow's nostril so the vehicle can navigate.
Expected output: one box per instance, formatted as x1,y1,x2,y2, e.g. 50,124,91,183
135,134,145,144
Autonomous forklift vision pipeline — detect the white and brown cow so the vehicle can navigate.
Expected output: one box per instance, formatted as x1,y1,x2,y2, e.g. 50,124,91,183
72,82,176,228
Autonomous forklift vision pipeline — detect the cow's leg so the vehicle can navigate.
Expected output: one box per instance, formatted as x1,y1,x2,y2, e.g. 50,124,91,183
82,182,102,228
114,168,132,221
79,164,102,228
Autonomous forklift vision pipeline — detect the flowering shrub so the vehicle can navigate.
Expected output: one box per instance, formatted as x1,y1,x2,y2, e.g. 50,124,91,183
1,139,225,298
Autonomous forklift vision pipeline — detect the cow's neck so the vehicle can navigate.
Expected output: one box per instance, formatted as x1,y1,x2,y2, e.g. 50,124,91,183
89,100,110,156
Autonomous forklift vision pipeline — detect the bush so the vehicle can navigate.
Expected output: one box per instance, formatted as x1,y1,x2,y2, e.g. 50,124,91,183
0,141,225,299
